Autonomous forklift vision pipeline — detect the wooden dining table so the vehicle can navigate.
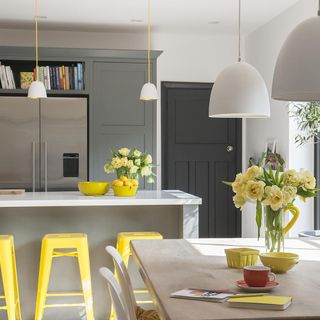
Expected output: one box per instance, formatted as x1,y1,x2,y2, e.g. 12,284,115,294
131,238,320,320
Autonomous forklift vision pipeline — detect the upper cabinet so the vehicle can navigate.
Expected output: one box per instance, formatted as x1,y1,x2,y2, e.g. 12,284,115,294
91,62,156,188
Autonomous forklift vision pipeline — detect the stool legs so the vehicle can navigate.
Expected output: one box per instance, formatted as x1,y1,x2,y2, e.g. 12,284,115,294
34,242,54,320
11,245,22,320
0,236,21,320
77,238,94,320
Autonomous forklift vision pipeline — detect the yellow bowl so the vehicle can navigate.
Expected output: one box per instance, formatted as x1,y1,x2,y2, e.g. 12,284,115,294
78,182,110,196
260,252,299,273
225,248,260,269
112,185,138,197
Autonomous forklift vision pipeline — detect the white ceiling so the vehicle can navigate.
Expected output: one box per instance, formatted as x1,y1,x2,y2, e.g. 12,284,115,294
0,0,300,35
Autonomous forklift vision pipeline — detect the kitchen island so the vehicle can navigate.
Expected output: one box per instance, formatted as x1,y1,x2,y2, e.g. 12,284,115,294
0,190,201,320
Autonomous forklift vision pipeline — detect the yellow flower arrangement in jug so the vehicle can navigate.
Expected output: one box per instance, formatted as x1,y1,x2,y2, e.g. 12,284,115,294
224,166,319,251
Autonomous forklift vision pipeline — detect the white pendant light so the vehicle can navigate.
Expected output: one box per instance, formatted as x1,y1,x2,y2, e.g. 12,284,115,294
140,0,158,101
209,0,270,118
28,0,47,99
272,2,320,101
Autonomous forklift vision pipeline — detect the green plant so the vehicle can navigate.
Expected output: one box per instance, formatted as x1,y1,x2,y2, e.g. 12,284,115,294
290,101,320,146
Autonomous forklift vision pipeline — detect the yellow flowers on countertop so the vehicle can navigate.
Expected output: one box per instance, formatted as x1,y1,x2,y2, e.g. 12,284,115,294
104,147,156,184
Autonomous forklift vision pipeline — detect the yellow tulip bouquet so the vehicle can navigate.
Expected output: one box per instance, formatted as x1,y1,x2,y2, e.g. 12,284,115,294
104,147,156,183
224,166,319,252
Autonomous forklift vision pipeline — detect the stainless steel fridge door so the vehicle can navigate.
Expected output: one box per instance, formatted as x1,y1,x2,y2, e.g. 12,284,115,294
40,97,87,191
0,96,40,191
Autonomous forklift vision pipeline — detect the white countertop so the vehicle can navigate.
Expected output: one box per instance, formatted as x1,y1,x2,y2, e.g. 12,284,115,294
0,190,201,208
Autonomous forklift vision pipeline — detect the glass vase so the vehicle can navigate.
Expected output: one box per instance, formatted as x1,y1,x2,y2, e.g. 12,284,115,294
264,205,284,252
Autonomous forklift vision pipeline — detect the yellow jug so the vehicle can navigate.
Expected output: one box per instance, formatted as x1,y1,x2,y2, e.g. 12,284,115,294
282,204,300,235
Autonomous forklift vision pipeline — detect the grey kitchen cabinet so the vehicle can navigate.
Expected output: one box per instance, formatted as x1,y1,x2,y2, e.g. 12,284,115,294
91,62,156,189
0,47,161,189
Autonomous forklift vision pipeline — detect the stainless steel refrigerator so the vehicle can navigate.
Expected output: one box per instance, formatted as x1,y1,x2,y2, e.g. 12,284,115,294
0,96,87,191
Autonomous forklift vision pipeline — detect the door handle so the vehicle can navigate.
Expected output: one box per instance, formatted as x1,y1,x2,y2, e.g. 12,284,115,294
44,141,48,192
32,141,36,192
226,145,234,152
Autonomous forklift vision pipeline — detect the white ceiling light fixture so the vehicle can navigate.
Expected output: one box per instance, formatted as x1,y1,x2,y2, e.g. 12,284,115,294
140,0,158,101
28,0,47,99
272,1,320,101
208,0,270,118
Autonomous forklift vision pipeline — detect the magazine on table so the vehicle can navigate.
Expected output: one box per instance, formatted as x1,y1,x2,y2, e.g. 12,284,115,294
170,288,235,303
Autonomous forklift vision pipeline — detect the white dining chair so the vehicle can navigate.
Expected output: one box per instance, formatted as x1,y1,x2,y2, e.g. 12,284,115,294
106,246,160,320
99,267,129,320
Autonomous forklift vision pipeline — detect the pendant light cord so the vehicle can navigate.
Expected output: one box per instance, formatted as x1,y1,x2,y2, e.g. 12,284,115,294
147,0,151,82
238,0,241,62
35,0,39,80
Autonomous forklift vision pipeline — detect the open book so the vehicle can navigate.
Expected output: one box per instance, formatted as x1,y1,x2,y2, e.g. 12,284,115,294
170,288,234,303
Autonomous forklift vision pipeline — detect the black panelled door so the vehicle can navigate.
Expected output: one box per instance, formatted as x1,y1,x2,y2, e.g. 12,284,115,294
162,82,242,238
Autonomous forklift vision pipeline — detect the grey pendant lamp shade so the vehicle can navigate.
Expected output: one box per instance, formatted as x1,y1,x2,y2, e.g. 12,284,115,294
272,3,320,101
209,0,270,118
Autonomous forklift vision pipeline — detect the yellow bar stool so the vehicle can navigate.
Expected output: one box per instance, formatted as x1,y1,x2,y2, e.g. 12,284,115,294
34,233,94,320
0,235,22,320
110,232,162,320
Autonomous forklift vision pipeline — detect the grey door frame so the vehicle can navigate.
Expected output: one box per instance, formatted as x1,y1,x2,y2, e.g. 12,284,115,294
161,81,242,237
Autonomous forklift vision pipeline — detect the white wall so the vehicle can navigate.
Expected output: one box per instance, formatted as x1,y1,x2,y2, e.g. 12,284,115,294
0,28,238,189
243,0,318,237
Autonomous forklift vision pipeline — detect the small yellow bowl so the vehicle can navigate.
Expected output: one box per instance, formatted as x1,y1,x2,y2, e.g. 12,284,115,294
78,182,110,196
260,252,299,273
225,248,260,269
112,185,138,197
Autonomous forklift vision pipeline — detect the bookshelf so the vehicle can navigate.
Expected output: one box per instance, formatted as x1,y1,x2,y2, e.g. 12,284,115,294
0,59,85,92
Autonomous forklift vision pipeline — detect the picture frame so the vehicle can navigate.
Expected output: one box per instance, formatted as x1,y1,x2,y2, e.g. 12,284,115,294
265,138,277,155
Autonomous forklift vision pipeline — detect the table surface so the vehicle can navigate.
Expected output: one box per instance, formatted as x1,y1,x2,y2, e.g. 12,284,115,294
0,190,201,207
131,238,320,320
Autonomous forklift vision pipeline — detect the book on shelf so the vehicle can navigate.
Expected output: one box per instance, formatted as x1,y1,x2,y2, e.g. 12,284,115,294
20,72,33,89
0,62,16,89
228,295,292,311
0,62,84,91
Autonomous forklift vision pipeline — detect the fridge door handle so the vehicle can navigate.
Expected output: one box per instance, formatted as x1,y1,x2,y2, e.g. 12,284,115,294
44,141,48,192
32,141,36,192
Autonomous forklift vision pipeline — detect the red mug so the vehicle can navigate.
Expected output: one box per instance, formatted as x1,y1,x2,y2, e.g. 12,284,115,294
243,266,276,287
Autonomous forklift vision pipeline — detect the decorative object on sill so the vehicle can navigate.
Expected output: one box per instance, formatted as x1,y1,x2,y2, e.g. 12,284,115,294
290,101,320,146
104,147,155,196
272,1,320,101
78,181,110,196
140,0,158,101
28,0,47,99
208,0,270,118
249,150,285,173
223,166,319,252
